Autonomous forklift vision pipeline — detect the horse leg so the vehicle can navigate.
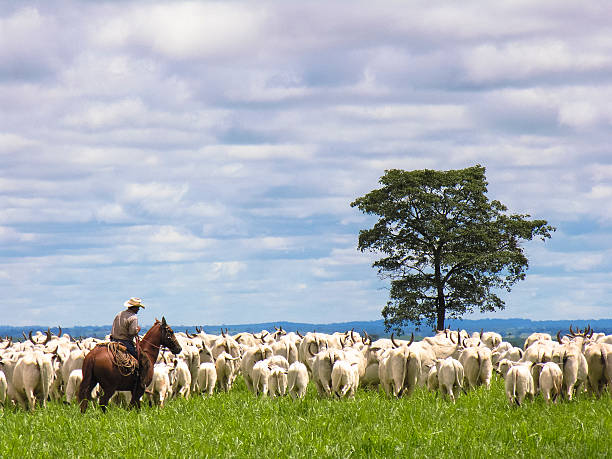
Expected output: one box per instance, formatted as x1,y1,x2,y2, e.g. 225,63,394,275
129,387,144,409
98,389,115,413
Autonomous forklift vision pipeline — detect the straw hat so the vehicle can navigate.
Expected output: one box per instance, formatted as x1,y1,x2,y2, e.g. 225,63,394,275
124,297,145,309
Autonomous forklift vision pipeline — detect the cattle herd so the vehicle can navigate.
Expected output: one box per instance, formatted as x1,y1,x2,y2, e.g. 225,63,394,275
0,325,611,410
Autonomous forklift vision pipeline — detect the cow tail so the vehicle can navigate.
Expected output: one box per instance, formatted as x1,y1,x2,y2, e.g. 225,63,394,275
398,350,409,397
287,368,296,393
601,345,608,372
36,353,52,404
511,369,518,405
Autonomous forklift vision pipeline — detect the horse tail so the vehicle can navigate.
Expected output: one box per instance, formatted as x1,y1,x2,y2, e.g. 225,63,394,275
78,349,96,404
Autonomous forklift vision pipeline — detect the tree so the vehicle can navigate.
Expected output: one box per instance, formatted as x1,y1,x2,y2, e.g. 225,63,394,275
351,165,555,332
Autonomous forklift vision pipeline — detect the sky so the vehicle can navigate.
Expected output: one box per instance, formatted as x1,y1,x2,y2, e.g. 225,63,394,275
1,1,612,326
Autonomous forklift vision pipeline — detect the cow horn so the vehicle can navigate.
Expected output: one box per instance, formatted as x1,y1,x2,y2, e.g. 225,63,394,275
195,326,201,333
588,329,594,339
479,328,483,338
585,325,591,336
351,330,356,344
569,325,575,336
297,330,303,339
391,333,400,348
57,326,62,337
76,341,82,350
407,332,414,347
185,330,194,338
340,336,346,348
44,329,52,344
221,328,226,337
29,330,37,344
556,331,563,344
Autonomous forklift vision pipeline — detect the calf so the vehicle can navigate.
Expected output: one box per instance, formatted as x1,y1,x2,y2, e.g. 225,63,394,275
535,362,563,404
195,362,217,395
436,357,464,403
268,366,288,397
331,360,359,399
287,362,309,399
505,363,535,406
215,352,240,392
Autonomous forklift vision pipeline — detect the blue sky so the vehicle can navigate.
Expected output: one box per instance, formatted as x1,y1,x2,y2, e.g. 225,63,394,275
1,1,612,326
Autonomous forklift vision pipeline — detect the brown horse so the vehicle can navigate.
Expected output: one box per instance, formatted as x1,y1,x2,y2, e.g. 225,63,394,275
78,317,182,412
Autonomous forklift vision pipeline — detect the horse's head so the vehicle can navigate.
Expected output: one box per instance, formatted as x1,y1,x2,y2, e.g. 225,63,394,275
159,317,182,355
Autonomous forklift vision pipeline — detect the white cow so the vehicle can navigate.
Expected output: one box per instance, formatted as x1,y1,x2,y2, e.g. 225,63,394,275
378,345,421,398
459,346,492,389
215,352,240,392
170,358,192,399
435,357,464,403
504,363,535,406
0,370,6,406
268,366,288,397
287,362,309,399
5,351,56,410
146,364,173,407
195,362,217,396
331,360,359,399
251,360,271,396
535,362,563,404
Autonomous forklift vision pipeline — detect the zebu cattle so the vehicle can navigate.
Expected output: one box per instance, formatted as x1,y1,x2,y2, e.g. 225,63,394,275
170,358,191,399
331,360,359,399
2,351,56,410
521,340,556,365
211,333,241,360
65,369,98,404
271,339,298,364
287,361,309,399
523,332,552,350
492,346,523,369
146,364,173,407
241,344,273,393
533,362,563,404
268,355,290,371
298,333,329,375
195,362,217,395
459,346,492,389
0,369,6,406
584,342,612,397
251,360,271,396
268,366,288,397
178,344,201,393
435,357,464,403
553,334,588,400
480,331,503,350
311,348,345,397
215,352,240,392
378,343,421,398
504,363,535,406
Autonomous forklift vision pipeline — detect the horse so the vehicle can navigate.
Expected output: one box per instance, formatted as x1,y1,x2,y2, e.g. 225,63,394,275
78,317,182,412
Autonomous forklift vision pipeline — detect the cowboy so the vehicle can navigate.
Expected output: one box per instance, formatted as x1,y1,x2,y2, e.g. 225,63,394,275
110,297,145,360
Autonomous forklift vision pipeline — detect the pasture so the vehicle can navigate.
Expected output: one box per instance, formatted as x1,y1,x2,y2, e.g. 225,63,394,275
0,375,609,458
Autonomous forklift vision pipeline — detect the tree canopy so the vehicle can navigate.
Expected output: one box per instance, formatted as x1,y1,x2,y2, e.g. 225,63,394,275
351,165,555,332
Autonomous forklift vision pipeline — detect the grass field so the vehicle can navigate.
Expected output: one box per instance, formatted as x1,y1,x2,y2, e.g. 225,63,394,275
0,375,610,458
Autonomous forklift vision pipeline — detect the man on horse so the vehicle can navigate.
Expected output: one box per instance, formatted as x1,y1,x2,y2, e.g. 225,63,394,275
110,297,149,390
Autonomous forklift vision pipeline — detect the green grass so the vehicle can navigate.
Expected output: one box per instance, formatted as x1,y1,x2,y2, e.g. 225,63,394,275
0,375,610,458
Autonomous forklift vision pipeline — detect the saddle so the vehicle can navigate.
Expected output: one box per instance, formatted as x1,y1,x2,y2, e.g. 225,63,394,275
100,342,138,376
98,341,152,389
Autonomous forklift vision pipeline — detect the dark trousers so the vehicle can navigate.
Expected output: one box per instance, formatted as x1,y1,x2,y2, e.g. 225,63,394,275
110,337,138,359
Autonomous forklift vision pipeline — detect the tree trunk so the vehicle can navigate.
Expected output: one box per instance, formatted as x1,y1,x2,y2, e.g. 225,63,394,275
434,253,446,331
